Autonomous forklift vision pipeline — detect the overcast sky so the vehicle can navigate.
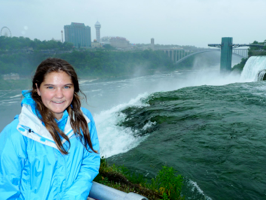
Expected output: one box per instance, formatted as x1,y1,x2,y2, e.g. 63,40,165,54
1,0,266,47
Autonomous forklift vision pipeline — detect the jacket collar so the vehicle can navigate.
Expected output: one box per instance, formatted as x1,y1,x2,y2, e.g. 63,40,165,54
17,104,90,150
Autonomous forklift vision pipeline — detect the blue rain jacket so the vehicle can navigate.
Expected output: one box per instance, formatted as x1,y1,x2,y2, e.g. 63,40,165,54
0,91,100,199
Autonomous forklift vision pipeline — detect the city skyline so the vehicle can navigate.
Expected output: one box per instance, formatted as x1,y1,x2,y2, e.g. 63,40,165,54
1,0,266,48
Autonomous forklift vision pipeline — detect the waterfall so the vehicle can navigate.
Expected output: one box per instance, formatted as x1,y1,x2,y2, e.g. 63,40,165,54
241,56,266,81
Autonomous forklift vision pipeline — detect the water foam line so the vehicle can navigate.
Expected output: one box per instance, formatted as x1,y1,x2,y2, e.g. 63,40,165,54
94,93,150,158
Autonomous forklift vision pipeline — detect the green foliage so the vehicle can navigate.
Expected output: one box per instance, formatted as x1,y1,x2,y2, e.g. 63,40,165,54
149,166,183,200
0,37,175,79
95,157,146,185
248,40,266,56
162,193,171,200
95,157,184,200
103,44,116,50
231,58,248,74
0,36,73,51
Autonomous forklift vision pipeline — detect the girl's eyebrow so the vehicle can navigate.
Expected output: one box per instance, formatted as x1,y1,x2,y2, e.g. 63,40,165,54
43,83,73,86
43,84,54,86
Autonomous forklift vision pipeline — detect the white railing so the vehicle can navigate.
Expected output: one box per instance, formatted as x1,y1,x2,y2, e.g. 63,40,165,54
88,181,148,200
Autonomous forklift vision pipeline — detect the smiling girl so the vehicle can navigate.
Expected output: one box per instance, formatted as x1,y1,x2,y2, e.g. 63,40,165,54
0,58,100,199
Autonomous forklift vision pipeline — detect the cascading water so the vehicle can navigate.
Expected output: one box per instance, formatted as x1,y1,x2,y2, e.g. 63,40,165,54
241,56,266,81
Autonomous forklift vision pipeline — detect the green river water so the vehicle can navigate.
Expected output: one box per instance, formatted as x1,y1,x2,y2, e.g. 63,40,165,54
110,82,266,199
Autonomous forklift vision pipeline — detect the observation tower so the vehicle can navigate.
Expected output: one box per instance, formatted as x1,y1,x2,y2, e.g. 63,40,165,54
95,21,101,42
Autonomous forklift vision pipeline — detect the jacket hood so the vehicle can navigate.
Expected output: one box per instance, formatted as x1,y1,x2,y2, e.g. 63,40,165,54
21,90,35,107
21,90,38,116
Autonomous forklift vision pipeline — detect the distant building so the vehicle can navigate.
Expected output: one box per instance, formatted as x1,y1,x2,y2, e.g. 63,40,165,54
151,38,154,50
64,22,91,48
95,21,101,43
101,36,130,49
91,39,102,48
101,36,111,45
110,37,129,48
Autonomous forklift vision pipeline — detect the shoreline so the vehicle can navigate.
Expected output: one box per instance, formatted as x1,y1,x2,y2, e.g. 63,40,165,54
0,70,173,90
0,69,193,90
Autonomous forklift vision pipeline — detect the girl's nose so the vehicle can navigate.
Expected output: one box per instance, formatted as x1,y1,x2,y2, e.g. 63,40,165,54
55,89,63,98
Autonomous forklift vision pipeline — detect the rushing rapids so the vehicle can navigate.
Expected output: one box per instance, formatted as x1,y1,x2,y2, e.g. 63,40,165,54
110,82,266,199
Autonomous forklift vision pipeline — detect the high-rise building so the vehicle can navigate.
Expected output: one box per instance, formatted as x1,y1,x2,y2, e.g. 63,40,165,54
64,22,91,48
94,21,101,43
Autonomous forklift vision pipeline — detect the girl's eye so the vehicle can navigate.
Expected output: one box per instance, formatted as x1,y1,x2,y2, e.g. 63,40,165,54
47,86,54,89
64,86,71,89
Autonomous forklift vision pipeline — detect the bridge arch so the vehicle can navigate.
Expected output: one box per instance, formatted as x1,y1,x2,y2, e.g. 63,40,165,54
174,49,245,65
175,49,219,65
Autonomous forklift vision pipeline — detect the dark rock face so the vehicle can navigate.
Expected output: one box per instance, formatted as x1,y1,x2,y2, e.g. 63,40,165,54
257,69,266,81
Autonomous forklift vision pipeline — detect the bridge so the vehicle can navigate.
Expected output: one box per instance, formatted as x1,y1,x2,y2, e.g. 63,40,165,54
161,44,248,70
208,37,265,73
164,48,248,65
160,37,266,73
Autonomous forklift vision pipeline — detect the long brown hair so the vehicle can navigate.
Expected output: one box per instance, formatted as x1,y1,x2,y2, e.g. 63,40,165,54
31,58,97,154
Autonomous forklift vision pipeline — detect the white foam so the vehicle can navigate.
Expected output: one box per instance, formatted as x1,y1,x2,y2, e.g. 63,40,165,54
188,180,212,200
142,121,156,131
79,79,99,85
94,93,150,158
10,94,21,98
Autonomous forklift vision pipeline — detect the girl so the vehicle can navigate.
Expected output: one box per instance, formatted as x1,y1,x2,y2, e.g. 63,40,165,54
0,58,100,199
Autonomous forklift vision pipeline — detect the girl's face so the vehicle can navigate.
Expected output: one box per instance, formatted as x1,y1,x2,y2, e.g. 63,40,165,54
37,71,74,120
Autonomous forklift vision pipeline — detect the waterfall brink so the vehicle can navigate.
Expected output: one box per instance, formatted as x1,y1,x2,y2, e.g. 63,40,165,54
241,56,266,81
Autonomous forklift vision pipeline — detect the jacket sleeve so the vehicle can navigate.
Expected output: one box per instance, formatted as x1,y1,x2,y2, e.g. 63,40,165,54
0,120,26,199
62,110,100,199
